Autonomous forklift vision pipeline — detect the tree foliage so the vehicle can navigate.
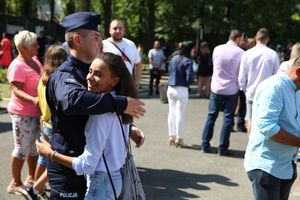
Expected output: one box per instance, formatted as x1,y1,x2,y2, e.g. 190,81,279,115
4,0,300,52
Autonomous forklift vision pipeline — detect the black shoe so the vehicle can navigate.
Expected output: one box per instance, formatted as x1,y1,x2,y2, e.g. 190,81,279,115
23,187,38,200
237,125,247,133
38,191,51,200
201,146,210,153
218,150,232,156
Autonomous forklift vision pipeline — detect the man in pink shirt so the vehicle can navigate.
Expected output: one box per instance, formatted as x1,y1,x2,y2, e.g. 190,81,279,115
201,29,244,156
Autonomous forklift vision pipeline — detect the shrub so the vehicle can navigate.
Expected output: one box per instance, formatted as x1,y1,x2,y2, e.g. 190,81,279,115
0,69,8,84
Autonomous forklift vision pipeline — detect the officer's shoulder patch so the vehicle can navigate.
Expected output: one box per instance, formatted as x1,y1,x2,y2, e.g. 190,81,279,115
65,78,78,84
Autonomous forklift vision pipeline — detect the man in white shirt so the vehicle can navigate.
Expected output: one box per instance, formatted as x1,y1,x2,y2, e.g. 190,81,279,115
148,41,165,95
238,28,280,134
103,19,142,88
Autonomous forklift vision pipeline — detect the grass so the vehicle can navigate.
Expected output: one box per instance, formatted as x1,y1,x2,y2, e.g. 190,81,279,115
0,68,10,101
0,83,10,100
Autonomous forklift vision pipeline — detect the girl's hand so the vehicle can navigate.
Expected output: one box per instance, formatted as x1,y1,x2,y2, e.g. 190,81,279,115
130,126,145,147
36,137,53,158
32,96,39,106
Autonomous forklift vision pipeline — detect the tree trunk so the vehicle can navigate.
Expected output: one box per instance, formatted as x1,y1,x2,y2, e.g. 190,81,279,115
22,0,32,18
0,0,6,14
49,0,55,21
101,0,112,38
147,0,155,50
137,0,145,44
79,0,90,11
66,1,75,15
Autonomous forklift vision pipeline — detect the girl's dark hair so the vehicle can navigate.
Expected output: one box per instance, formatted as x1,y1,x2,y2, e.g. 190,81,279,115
179,41,194,58
42,44,67,85
98,52,137,124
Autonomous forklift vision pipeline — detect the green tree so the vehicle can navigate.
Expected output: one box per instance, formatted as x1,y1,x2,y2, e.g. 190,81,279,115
101,0,112,38
47,0,300,52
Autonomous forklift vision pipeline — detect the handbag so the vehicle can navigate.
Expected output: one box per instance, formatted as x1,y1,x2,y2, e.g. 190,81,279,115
103,115,146,200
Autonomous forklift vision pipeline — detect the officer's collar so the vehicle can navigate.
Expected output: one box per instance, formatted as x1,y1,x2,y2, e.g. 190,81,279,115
67,54,90,74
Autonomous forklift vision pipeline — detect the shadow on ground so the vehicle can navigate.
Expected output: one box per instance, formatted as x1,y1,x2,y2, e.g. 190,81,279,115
0,122,11,133
0,107,7,114
186,145,245,159
139,167,239,200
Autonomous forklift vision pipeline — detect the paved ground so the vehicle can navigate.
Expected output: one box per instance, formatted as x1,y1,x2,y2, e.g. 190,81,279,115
1,83,300,200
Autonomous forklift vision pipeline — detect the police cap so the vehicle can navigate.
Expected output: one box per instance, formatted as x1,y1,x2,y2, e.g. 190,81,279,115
60,12,101,33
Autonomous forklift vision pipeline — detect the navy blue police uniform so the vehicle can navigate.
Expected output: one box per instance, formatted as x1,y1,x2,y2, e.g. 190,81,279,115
46,12,127,199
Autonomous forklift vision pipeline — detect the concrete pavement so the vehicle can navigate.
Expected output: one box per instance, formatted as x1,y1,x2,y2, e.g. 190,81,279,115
1,88,300,199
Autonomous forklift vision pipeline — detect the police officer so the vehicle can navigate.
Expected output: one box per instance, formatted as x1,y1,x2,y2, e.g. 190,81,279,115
46,12,145,199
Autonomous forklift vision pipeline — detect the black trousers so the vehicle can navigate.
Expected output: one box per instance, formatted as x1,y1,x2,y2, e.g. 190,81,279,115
237,90,246,127
149,68,161,94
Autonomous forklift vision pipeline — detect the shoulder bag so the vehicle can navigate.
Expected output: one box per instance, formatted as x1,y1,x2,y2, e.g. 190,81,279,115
103,115,146,200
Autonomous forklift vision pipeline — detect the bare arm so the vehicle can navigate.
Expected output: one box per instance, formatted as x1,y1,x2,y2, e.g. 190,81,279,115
271,128,300,147
130,126,145,147
36,138,74,168
134,62,142,88
148,57,153,65
0,40,4,50
11,81,38,106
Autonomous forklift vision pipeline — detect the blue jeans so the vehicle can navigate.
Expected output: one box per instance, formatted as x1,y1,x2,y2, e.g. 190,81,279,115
247,166,297,200
201,92,238,152
85,170,122,200
37,123,53,167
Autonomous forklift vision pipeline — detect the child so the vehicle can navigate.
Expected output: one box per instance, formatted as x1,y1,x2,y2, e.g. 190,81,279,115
36,52,137,199
27,44,67,199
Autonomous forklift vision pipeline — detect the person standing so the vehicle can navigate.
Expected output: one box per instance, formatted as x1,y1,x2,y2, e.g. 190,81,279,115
6,30,43,196
0,32,13,68
235,32,249,133
279,42,300,72
195,41,213,98
244,58,300,200
238,28,280,134
148,40,165,95
201,30,244,156
45,12,145,199
167,41,194,147
102,19,142,89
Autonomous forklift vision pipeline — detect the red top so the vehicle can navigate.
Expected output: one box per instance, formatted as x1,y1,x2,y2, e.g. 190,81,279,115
0,37,13,67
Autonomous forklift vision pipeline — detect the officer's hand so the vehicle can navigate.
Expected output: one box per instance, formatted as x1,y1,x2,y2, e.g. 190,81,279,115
130,126,145,148
124,97,145,118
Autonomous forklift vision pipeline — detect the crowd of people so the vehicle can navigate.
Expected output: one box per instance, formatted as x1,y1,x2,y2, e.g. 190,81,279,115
5,12,145,200
3,10,300,200
195,28,300,200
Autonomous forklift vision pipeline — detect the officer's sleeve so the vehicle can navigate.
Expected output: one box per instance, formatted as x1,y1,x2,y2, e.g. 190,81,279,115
47,73,127,116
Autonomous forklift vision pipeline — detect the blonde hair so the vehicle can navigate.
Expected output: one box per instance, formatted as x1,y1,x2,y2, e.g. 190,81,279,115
289,43,300,63
14,30,38,52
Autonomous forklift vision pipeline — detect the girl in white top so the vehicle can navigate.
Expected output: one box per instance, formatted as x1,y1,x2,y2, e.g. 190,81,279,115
36,52,137,200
